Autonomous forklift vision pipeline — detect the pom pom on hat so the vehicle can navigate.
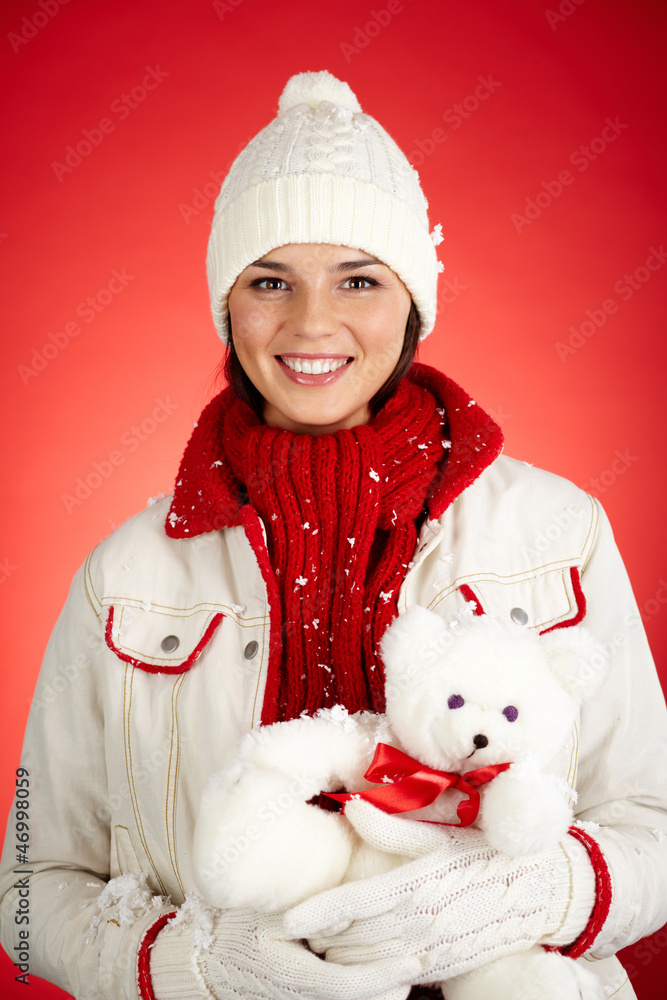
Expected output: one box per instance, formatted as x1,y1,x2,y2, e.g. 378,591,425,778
278,70,363,114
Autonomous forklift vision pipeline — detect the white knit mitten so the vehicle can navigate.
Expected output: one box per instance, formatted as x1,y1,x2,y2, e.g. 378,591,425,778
149,897,420,1000
284,800,596,984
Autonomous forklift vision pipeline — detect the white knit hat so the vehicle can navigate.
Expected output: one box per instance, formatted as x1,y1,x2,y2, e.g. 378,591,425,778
207,70,443,343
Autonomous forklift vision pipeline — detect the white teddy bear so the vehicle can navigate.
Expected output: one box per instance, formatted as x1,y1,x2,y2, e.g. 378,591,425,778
193,606,609,999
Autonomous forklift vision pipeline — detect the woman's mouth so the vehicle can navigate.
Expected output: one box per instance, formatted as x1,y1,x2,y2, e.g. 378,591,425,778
277,355,352,385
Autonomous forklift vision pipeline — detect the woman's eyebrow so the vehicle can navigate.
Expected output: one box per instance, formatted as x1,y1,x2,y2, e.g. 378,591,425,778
331,257,383,271
248,256,384,272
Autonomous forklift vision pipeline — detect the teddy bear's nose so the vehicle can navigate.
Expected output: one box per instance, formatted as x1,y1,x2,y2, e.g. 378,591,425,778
473,734,488,749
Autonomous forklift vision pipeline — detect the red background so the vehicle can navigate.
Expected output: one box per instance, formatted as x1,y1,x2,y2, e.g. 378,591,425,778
1,0,665,995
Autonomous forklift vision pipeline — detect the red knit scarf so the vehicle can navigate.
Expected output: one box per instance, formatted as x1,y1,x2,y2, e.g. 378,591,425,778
223,380,446,724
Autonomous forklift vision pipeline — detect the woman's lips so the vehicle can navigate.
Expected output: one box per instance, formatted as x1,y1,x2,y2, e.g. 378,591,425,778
276,355,352,386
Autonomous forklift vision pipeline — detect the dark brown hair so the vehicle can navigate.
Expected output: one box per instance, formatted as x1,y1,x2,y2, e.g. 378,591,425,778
220,300,421,420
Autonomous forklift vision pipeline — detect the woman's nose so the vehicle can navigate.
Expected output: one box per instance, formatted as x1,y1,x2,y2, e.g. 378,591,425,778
287,289,338,339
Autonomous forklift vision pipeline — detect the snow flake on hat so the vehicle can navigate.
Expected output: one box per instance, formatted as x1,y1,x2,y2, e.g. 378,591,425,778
430,223,444,246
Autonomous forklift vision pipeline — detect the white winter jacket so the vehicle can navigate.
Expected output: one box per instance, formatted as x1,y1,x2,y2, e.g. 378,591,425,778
1,367,666,999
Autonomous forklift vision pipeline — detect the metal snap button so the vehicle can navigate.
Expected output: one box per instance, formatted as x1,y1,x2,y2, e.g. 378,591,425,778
244,640,259,660
510,607,528,626
161,635,180,653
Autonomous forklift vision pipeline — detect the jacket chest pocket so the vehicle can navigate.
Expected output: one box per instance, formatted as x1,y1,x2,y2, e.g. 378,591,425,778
444,565,585,634
103,602,224,673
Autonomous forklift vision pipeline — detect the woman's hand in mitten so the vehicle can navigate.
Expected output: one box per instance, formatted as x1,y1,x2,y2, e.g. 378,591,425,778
283,799,594,984
149,900,420,1000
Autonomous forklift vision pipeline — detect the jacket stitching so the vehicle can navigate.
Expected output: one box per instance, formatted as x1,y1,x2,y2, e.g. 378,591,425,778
580,496,601,573
83,552,103,622
100,596,265,622
166,674,186,898
123,665,168,896
567,720,580,793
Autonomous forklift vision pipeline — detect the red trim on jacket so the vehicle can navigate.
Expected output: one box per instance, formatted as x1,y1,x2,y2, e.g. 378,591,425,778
239,505,284,723
137,910,176,1000
539,567,587,634
549,825,613,960
104,606,224,675
459,584,485,615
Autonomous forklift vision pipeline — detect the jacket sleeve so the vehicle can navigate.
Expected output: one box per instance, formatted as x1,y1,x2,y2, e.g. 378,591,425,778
574,498,667,957
0,560,174,999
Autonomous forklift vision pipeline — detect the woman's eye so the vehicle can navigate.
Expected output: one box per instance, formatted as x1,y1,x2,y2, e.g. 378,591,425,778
253,278,287,290
250,278,287,292
342,275,377,289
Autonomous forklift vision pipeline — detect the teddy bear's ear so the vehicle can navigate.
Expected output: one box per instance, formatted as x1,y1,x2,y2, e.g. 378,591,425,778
540,626,609,703
380,605,452,696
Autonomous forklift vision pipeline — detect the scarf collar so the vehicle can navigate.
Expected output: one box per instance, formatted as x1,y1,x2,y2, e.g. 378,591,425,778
166,363,504,539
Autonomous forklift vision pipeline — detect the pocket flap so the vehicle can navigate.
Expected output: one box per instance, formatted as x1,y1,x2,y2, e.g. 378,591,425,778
104,603,224,674
461,565,585,633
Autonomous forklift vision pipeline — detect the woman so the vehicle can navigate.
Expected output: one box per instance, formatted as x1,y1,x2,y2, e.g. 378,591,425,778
1,71,666,1000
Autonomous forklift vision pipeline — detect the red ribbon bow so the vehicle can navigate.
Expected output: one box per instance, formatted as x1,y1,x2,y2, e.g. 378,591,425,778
322,743,512,826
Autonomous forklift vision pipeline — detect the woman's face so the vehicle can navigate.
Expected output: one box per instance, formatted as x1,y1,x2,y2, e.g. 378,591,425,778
227,243,412,435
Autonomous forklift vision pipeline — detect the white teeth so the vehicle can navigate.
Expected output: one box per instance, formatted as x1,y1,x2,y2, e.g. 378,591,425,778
281,357,348,374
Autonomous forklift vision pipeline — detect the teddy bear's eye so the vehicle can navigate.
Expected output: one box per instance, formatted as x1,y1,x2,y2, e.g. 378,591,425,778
502,705,519,722
448,694,465,710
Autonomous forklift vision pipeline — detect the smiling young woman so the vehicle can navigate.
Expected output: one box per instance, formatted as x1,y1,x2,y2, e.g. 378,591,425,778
0,70,665,1000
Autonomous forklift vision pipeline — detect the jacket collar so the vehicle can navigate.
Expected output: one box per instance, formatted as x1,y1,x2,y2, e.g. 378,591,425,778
165,363,503,538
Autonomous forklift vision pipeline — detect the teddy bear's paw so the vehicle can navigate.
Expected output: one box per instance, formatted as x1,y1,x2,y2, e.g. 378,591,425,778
480,769,572,855
192,766,355,912
237,709,383,791
443,948,605,1000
